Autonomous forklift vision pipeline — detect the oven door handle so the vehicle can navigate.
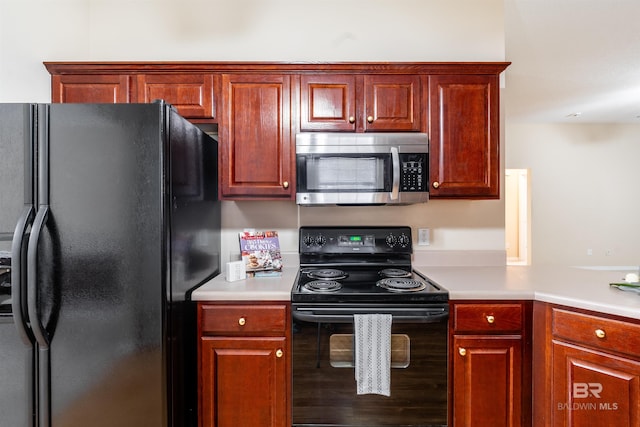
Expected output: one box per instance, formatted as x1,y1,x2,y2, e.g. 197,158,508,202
292,306,449,324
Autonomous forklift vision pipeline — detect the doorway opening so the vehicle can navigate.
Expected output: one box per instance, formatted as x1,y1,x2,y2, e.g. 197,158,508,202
505,169,530,265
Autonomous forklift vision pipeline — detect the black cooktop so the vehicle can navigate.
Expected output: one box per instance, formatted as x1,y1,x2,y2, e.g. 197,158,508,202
292,226,448,304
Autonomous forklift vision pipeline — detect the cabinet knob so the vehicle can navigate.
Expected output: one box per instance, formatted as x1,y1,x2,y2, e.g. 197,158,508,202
275,349,284,358
238,317,246,326
432,181,440,189
367,116,374,123
458,347,467,357
595,329,606,339
282,181,289,189
348,116,355,124
486,315,495,324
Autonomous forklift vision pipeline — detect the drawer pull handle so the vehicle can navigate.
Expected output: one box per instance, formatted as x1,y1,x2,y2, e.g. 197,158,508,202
486,315,495,324
595,329,606,339
238,317,246,326
276,349,284,358
459,347,467,357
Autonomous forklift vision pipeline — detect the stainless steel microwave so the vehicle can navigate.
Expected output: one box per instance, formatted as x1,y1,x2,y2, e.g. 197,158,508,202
295,133,429,206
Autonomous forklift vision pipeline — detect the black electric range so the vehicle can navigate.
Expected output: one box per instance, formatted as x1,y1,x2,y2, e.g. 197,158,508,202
291,226,449,427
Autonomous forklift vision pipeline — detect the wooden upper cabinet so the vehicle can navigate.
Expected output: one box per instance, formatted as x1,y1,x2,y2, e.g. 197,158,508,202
220,74,293,199
299,74,420,132
137,74,215,119
44,62,509,200
51,74,132,103
299,74,356,131
428,74,500,198
363,75,421,131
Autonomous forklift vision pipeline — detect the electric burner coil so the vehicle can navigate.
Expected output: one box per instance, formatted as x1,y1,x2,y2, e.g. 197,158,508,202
305,268,348,281
303,280,343,293
376,278,426,293
379,268,412,278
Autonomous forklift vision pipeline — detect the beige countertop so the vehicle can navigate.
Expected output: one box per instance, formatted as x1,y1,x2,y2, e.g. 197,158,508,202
191,264,640,320
192,267,298,302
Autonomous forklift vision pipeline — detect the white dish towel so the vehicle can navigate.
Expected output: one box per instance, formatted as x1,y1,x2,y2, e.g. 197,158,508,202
354,313,392,396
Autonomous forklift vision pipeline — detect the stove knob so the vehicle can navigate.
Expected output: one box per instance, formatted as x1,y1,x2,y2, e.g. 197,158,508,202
315,235,326,247
385,234,397,247
303,234,315,247
398,233,410,247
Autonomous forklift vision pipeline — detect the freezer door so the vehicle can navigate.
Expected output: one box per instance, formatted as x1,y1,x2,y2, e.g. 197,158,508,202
0,103,35,427
37,104,166,426
0,320,33,426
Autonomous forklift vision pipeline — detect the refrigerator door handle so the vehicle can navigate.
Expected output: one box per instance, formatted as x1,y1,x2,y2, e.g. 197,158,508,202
11,205,35,345
27,205,51,348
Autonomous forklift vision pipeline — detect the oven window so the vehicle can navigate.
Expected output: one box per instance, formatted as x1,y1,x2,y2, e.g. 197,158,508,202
303,154,391,191
329,334,410,368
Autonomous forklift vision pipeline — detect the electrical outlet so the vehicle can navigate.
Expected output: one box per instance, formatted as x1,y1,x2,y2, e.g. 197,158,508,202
605,249,613,256
418,228,430,246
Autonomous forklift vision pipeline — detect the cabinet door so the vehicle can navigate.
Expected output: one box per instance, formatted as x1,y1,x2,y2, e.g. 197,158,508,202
299,74,356,131
452,335,522,427
551,341,640,427
220,74,293,199
51,74,132,103
299,74,420,132
137,74,215,119
428,74,500,198
200,337,288,427
363,75,421,131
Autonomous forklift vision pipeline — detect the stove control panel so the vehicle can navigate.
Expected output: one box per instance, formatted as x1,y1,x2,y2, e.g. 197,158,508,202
300,226,413,254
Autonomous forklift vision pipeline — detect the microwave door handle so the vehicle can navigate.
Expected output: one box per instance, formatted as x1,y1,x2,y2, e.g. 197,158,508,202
390,147,400,200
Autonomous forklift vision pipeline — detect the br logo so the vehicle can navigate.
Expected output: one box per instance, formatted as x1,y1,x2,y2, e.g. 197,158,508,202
572,382,602,399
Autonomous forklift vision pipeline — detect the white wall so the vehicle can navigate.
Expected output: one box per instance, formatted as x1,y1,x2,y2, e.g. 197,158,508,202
0,0,507,266
506,123,640,266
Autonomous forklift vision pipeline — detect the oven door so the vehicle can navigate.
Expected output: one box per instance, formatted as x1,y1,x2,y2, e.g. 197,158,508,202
292,305,448,427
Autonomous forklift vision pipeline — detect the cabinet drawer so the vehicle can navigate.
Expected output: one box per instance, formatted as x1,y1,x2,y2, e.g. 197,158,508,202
552,308,640,358
200,304,287,336
453,303,523,333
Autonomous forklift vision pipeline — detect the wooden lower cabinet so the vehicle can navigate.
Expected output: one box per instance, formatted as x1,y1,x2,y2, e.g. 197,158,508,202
450,301,532,427
453,335,523,427
534,302,640,427
200,337,287,427
551,341,640,427
198,302,291,427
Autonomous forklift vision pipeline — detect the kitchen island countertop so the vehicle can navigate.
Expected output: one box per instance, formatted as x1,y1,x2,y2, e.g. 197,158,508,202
192,265,640,320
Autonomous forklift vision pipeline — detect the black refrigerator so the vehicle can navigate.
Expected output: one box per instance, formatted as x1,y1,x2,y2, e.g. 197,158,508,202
0,102,221,427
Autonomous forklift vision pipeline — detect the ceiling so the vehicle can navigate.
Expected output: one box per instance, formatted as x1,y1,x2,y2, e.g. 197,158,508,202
504,0,640,123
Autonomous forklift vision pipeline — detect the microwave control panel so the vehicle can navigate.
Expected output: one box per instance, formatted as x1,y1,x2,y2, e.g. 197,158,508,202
399,153,427,192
